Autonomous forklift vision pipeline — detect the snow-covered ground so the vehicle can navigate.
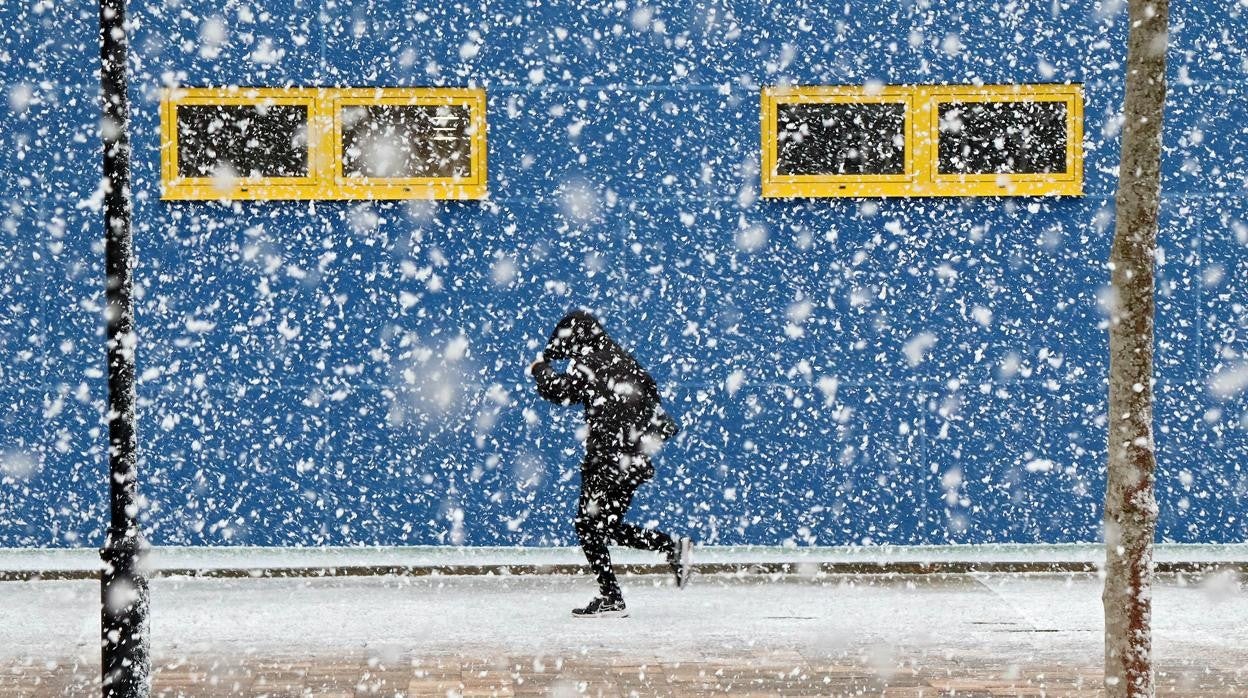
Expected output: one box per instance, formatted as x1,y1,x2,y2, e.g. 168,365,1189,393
5,571,1245,669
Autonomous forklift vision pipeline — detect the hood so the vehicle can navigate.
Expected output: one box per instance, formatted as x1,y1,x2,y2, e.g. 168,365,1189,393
544,310,611,360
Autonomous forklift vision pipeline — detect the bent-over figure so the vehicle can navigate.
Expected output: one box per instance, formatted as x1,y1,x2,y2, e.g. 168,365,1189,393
530,310,692,618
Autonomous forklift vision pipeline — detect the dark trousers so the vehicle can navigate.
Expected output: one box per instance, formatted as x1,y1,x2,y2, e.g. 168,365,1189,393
575,467,674,602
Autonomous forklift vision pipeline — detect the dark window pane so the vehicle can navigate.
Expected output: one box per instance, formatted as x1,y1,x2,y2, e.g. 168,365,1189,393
776,102,906,176
341,105,473,179
176,104,308,179
937,101,1068,175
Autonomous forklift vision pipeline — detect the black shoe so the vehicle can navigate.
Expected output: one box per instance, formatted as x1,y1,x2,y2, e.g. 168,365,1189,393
572,597,629,618
667,537,694,588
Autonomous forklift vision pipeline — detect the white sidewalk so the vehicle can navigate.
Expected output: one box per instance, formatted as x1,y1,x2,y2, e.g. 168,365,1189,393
4,571,1246,667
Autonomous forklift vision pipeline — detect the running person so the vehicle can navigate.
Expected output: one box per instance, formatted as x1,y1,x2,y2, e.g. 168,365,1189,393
530,310,693,618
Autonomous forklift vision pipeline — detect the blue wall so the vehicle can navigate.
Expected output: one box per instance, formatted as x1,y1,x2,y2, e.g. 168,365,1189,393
1,1,1245,547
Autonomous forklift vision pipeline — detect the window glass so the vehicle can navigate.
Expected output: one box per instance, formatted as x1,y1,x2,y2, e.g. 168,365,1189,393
776,102,906,176
341,105,473,179
176,104,309,178
937,101,1067,175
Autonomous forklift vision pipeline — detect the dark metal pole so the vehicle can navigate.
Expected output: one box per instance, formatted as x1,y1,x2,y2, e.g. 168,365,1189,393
98,0,149,695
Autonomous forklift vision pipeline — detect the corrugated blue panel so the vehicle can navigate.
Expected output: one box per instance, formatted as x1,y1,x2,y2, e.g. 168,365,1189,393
0,3,97,86
1170,3,1248,84
1162,84,1248,195
130,0,325,87
0,0,1245,547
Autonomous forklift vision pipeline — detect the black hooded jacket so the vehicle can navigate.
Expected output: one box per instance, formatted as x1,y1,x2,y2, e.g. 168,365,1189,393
531,311,678,484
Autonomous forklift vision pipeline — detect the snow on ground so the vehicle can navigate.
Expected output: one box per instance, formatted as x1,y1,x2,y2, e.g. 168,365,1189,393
5,571,1246,669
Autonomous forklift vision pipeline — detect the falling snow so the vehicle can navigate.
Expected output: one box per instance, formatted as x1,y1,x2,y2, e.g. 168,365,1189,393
0,0,1245,555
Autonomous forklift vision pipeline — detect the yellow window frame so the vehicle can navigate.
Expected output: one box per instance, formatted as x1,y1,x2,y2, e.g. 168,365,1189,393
761,84,1083,198
923,84,1082,197
761,86,919,198
328,88,488,200
160,87,323,200
160,87,488,201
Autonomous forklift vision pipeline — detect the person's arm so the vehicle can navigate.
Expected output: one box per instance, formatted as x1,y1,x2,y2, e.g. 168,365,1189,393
530,357,590,405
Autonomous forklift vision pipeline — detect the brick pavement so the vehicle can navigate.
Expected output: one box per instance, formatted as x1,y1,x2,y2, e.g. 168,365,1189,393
3,651,1245,697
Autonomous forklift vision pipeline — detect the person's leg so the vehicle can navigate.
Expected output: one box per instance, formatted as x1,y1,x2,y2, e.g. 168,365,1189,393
607,473,693,588
611,522,673,551
606,482,675,553
575,480,628,602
